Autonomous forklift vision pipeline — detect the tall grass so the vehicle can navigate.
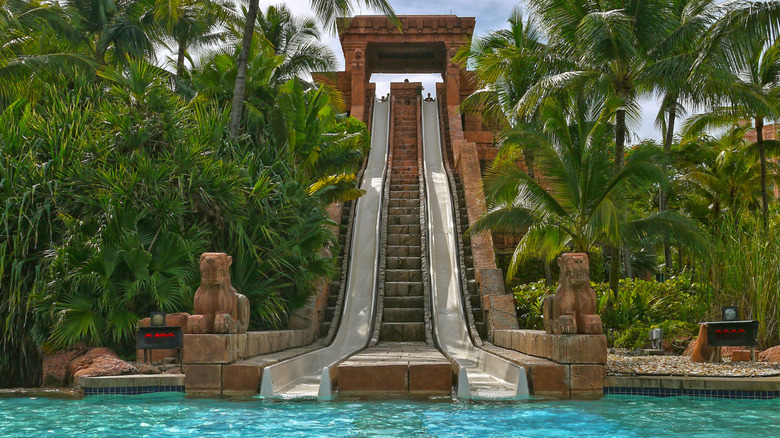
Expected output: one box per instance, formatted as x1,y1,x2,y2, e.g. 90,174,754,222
709,215,780,347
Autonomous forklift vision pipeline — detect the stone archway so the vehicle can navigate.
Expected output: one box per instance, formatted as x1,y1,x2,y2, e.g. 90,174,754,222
313,15,475,123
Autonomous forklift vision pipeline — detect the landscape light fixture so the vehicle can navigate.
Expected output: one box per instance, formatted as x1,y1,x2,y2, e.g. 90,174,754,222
722,306,739,322
649,328,663,350
150,312,167,327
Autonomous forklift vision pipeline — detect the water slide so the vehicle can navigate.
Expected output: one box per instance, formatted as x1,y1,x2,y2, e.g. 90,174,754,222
259,99,390,399
421,99,530,399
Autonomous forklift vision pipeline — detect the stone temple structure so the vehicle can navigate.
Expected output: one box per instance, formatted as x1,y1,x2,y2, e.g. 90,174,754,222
313,16,519,335
175,16,608,400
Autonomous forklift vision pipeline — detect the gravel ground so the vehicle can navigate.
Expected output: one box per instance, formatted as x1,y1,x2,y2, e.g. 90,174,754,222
607,354,780,377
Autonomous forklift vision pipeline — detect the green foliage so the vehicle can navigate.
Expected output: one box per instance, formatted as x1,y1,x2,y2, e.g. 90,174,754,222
0,2,368,384
471,98,708,288
597,275,712,331
708,214,780,347
512,280,548,330
512,274,710,350
500,246,606,285
613,320,698,353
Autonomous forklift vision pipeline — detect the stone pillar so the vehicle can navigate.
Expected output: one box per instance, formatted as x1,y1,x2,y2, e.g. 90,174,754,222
347,47,367,123
445,45,462,112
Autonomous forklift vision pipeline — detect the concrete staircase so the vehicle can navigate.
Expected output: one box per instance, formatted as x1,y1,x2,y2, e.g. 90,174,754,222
452,173,486,339
320,199,354,338
380,91,426,342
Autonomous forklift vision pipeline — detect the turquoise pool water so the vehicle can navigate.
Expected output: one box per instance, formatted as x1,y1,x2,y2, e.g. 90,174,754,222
1,394,778,437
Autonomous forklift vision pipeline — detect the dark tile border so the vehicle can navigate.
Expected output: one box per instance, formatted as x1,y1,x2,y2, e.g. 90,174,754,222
605,386,780,399
83,386,184,396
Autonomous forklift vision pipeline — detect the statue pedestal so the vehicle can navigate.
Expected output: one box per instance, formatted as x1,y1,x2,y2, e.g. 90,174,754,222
183,331,311,396
494,329,607,399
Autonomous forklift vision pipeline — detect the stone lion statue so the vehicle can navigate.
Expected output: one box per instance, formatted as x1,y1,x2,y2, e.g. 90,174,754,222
543,253,602,335
187,252,250,334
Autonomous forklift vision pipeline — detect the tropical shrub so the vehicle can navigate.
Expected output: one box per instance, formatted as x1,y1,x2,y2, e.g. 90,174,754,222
512,275,711,348
0,73,366,386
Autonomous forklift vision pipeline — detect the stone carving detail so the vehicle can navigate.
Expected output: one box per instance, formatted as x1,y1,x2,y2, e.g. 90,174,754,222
187,252,250,334
543,253,602,334
352,48,364,69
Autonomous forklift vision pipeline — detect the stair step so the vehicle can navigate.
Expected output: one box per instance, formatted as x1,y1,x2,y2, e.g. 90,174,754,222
387,234,421,246
385,269,422,282
390,184,418,191
475,322,487,339
325,306,336,320
387,225,421,235
379,322,425,342
389,191,419,200
386,245,421,257
385,281,424,296
320,321,331,337
384,296,424,308
389,199,420,208
387,214,420,225
469,293,480,308
328,294,338,307
382,308,425,322
386,256,422,270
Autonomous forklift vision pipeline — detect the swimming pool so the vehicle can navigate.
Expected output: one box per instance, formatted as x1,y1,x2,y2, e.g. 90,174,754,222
1,394,778,437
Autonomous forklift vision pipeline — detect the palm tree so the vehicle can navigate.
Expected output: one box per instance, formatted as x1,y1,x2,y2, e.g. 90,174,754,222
252,5,336,83
456,7,553,178
470,97,707,295
683,37,780,229
679,125,780,224
228,0,397,137
521,0,673,171
0,0,95,104
64,0,156,66
191,5,336,110
642,0,720,272
151,0,236,77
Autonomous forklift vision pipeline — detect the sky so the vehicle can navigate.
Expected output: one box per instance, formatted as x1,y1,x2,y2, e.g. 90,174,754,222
248,0,665,141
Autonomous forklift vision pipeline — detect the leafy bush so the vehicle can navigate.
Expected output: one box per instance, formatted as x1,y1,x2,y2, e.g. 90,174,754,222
612,320,698,352
0,73,367,385
512,280,548,330
596,275,711,332
501,247,606,286
512,274,710,351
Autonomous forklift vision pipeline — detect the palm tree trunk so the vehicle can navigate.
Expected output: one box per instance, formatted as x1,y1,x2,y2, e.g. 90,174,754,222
229,0,260,138
755,117,769,230
623,247,632,278
660,98,676,273
543,261,552,285
176,38,186,77
614,108,628,284
609,248,620,297
615,108,626,170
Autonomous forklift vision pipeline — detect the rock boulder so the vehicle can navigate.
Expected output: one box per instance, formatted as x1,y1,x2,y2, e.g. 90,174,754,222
759,345,780,362
41,348,86,387
70,347,137,385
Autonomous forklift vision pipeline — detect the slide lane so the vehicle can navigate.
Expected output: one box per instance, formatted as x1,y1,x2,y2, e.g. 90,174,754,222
259,99,390,398
421,99,529,399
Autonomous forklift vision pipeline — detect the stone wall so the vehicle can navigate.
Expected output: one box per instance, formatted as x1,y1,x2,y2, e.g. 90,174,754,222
183,330,309,395
494,329,607,398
